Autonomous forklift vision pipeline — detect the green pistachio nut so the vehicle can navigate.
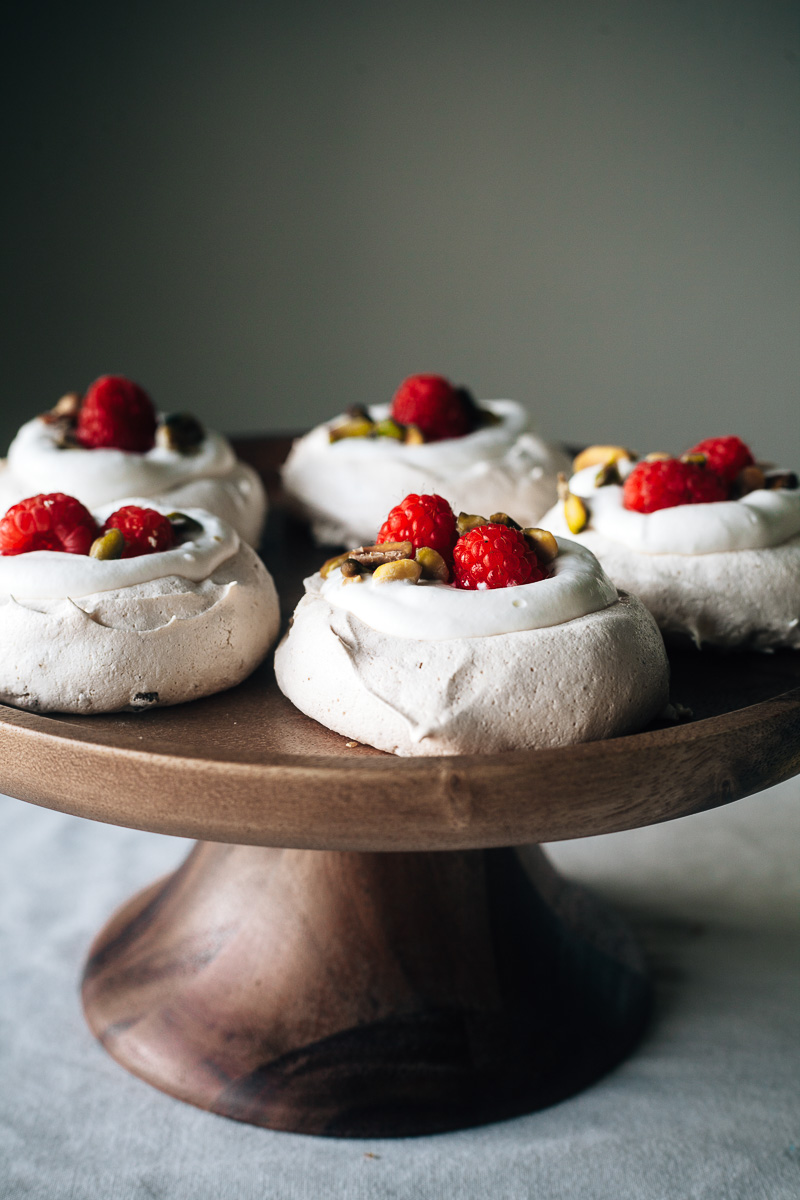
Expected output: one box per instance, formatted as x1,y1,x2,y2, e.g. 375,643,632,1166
89,528,126,560
328,418,375,442
456,512,489,535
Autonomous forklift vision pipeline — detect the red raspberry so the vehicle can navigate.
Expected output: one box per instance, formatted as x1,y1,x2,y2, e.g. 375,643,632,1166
376,493,457,561
0,493,99,556
685,436,754,484
76,375,157,452
623,459,728,513
104,506,176,558
453,523,545,590
390,374,475,442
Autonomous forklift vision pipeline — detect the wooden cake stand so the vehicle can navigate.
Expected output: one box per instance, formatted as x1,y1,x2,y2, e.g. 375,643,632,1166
0,438,799,1138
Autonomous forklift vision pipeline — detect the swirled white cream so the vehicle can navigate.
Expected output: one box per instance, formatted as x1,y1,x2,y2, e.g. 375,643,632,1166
555,461,800,555
282,400,571,546
0,416,267,546
0,502,280,713
0,504,237,599
319,538,617,640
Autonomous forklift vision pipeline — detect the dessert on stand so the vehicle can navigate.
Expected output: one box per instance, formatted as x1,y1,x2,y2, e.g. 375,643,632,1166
544,436,800,649
0,437,798,1139
276,493,669,754
282,373,570,546
0,376,268,546
0,493,279,713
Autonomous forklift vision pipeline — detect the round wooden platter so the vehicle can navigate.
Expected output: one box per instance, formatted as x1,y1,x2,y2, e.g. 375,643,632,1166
0,436,798,852
3,435,800,1137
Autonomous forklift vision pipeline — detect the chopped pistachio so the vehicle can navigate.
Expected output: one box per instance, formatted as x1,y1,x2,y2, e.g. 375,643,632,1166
594,460,623,487
373,559,422,584
89,528,126,560
373,418,406,441
415,546,449,582
41,391,81,425
348,541,413,565
404,424,425,445
765,470,799,490
572,444,632,473
732,465,766,497
564,493,589,534
328,417,375,442
476,407,502,428
456,512,489,535
167,512,204,538
320,551,351,579
522,527,559,564
680,452,707,466
157,413,206,453
489,512,522,529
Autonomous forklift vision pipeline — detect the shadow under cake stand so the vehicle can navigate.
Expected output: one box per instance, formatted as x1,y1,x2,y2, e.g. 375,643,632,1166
0,436,799,1138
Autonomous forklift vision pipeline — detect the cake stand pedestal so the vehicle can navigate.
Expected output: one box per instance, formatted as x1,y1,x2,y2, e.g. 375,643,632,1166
81,843,649,1136
1,437,799,1137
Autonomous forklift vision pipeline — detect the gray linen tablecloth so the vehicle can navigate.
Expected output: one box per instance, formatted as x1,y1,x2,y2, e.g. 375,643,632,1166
0,780,798,1200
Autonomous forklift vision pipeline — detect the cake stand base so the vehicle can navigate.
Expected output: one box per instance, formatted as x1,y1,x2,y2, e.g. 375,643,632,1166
82,842,650,1137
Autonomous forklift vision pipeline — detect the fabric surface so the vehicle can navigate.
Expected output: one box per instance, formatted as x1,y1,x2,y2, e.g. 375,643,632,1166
0,781,798,1200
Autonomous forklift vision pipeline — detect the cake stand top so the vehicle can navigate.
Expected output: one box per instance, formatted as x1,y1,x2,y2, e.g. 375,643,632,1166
0,436,798,852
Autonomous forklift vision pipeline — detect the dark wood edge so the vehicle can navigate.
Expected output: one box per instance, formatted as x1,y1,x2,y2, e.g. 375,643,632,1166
2,685,799,851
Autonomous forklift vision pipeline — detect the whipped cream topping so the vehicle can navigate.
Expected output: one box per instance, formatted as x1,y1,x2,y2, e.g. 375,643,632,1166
315,400,527,468
318,537,618,640
6,416,238,506
0,502,238,599
564,460,800,555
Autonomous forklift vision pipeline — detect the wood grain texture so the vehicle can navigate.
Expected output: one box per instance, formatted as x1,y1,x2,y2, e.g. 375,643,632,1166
82,842,650,1137
0,435,798,851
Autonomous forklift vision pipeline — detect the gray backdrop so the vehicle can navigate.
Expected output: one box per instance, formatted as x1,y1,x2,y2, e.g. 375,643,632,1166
4,1,798,462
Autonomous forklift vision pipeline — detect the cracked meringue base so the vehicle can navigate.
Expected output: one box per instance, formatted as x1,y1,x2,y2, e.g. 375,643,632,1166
0,545,279,714
541,526,800,651
274,581,669,756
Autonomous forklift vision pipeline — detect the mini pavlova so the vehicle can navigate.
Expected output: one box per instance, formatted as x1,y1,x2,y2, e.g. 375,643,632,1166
0,375,267,546
0,492,279,713
275,492,669,756
543,436,800,650
281,373,570,546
